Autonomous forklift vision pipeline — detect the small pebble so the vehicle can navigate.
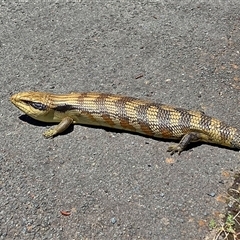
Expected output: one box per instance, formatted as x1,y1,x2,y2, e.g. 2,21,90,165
208,192,216,197
111,217,117,224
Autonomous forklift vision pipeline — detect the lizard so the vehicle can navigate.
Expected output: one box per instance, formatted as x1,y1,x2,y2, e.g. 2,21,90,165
10,91,240,155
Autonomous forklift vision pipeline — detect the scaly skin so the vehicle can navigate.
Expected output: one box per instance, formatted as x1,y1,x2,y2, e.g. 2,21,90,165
10,91,240,154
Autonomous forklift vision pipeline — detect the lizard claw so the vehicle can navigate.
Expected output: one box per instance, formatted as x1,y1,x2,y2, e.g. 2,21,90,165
167,144,183,155
43,129,56,138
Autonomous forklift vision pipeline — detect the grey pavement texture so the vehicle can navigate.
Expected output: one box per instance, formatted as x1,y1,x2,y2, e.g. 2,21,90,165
1,1,240,240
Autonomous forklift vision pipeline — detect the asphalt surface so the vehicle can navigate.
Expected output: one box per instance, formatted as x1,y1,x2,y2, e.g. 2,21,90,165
1,1,240,240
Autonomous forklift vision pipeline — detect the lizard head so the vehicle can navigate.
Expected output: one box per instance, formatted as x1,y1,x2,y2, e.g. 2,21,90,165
10,92,54,122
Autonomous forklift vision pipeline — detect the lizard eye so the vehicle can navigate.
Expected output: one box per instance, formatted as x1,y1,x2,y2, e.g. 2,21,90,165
30,102,47,110
24,101,47,111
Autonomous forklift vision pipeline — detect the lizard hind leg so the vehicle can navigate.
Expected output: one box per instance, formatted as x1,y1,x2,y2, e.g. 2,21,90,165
167,132,202,155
